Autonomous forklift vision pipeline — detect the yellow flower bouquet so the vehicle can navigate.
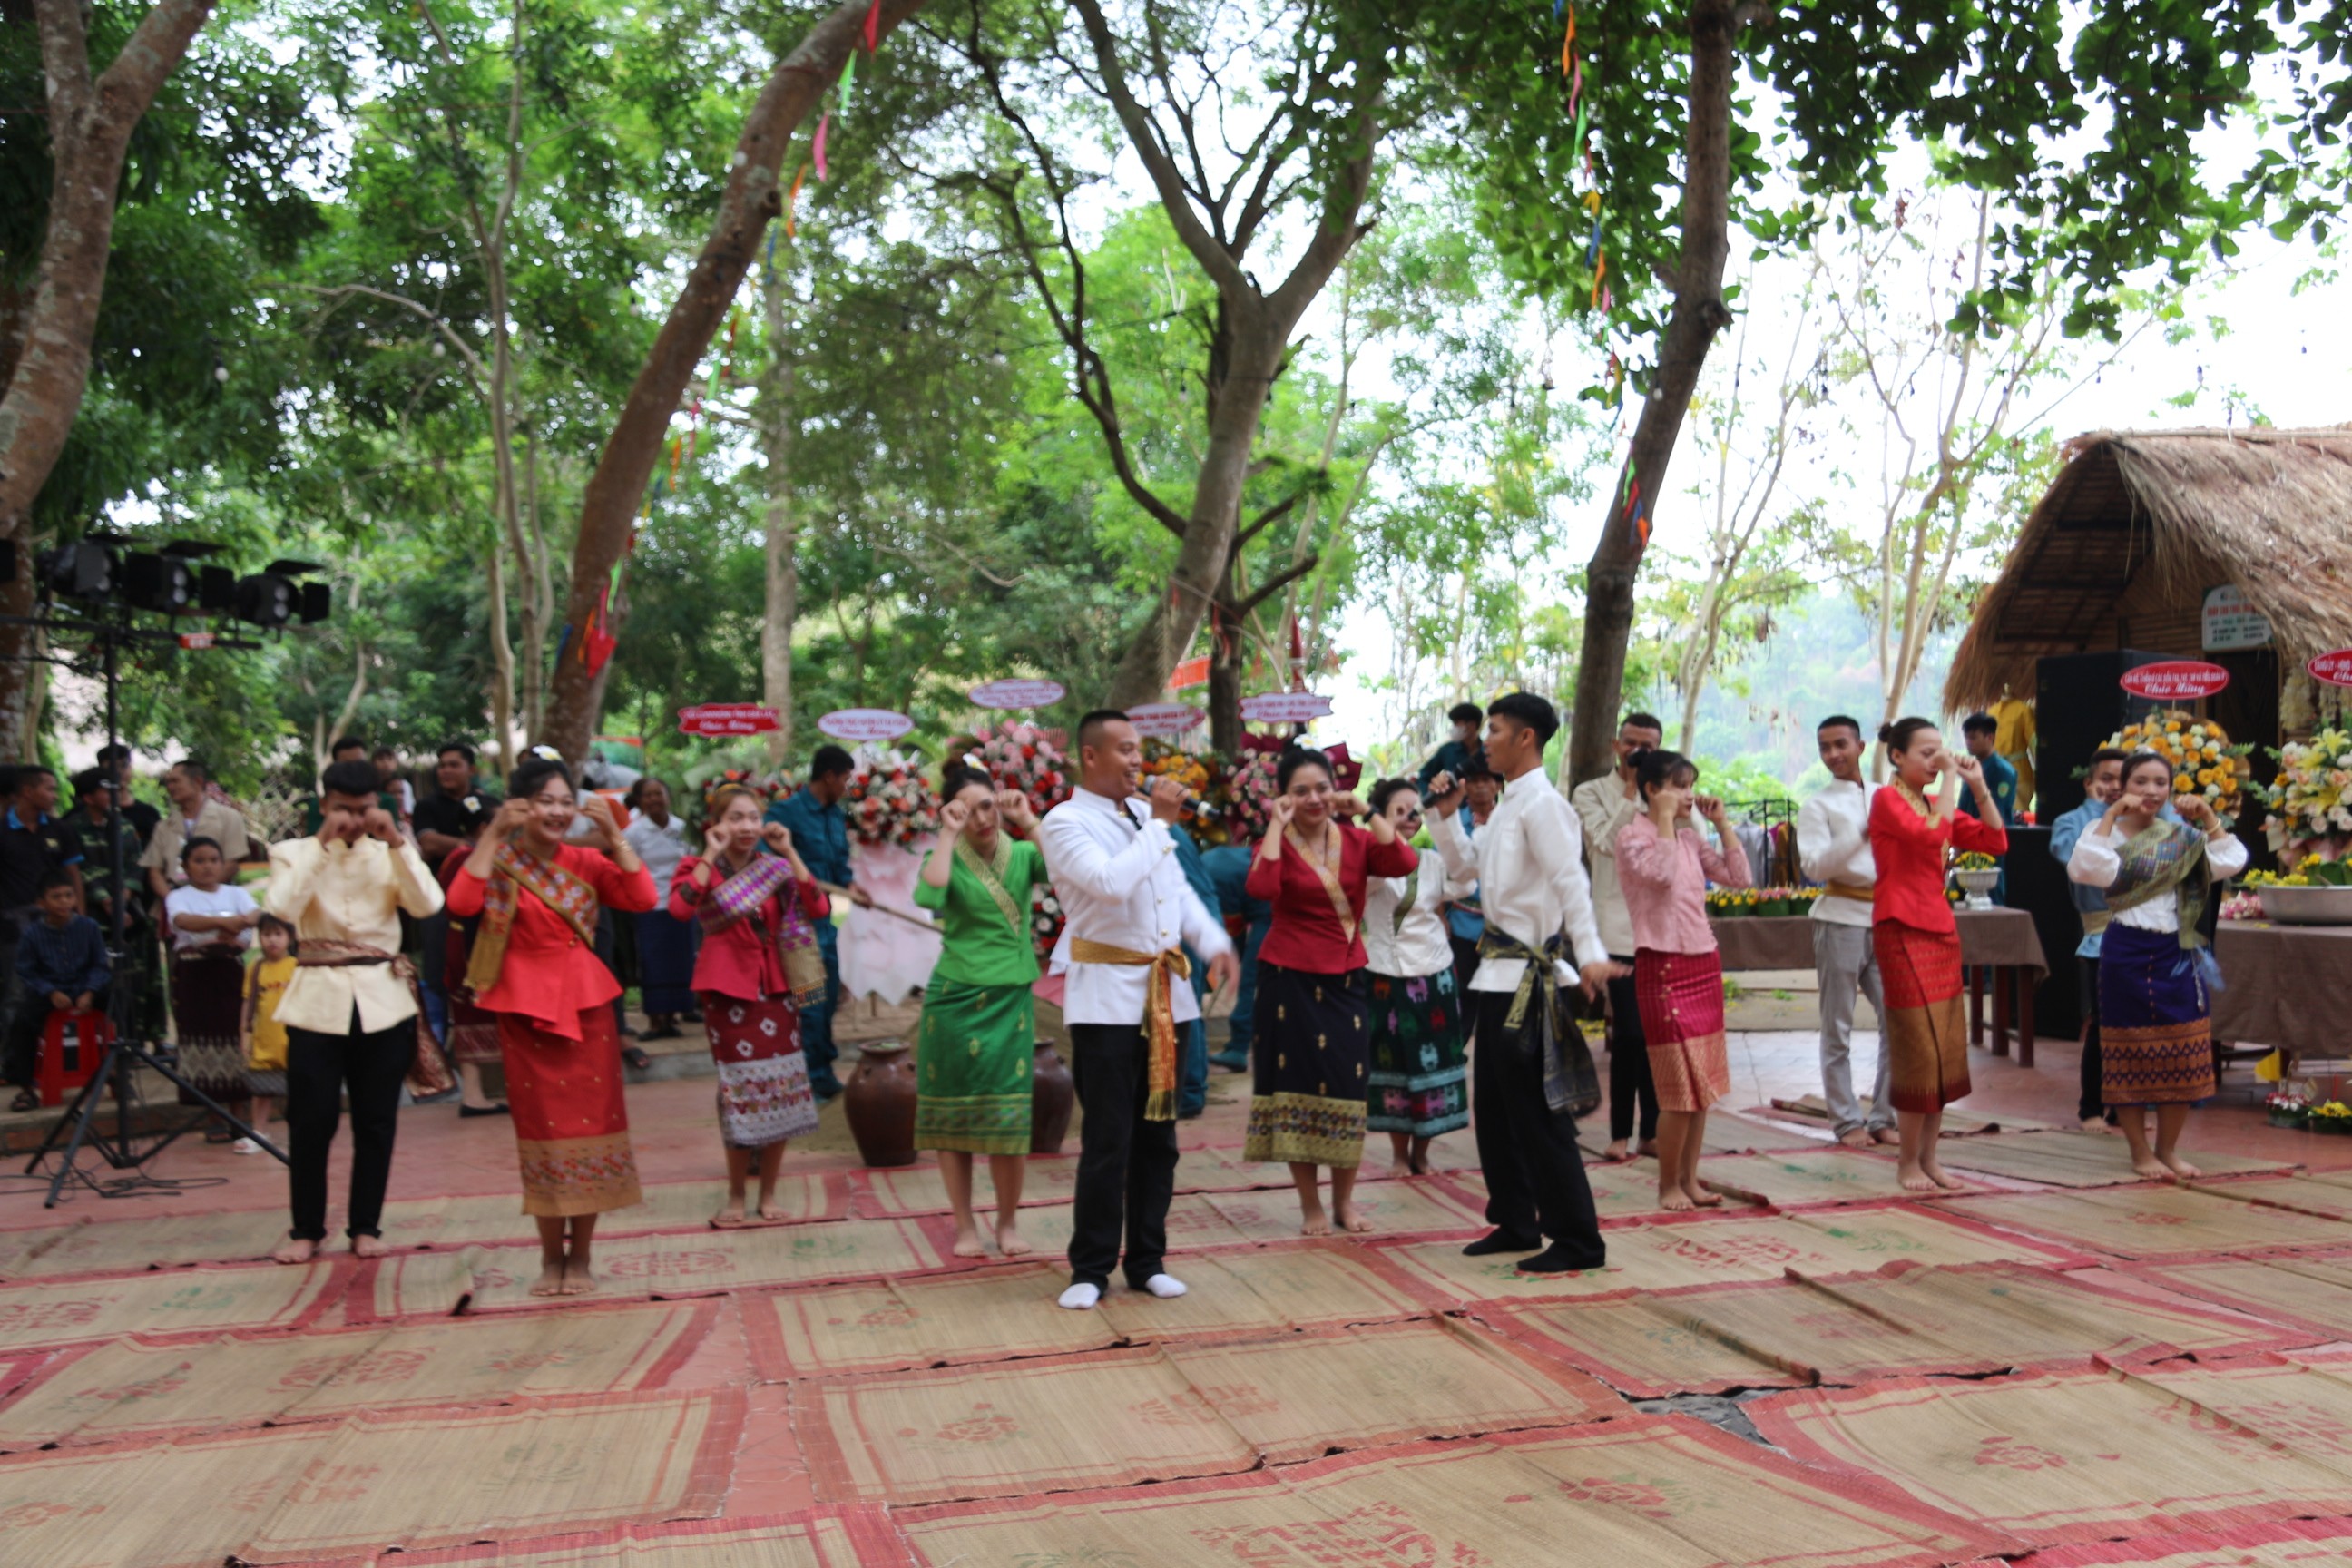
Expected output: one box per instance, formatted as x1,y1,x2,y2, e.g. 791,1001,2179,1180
2102,710,2253,828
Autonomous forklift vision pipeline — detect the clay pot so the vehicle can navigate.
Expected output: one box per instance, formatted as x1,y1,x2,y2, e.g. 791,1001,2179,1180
843,1040,919,1168
1030,1040,1075,1154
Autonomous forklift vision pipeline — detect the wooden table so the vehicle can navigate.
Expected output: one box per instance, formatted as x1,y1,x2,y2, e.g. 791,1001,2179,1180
2212,920,2352,1071
1709,908,2052,1065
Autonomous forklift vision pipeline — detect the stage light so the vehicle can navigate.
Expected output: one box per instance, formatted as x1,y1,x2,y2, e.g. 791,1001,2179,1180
40,542,113,600
298,582,330,624
197,565,236,612
121,552,194,613
234,571,295,628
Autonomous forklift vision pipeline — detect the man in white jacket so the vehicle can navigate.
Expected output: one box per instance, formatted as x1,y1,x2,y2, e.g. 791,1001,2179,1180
1796,716,1894,1148
1037,710,1237,1311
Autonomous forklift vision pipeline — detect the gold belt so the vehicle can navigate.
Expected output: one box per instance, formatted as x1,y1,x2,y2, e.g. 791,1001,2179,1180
1826,882,1876,905
1068,938,1191,1122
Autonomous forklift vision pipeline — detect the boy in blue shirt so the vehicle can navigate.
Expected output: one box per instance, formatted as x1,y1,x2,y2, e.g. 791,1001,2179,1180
5,870,111,1106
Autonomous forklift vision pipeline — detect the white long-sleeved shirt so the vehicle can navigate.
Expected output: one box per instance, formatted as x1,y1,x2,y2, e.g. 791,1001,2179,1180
2065,822,2248,934
1363,854,1473,979
1428,769,1609,992
1797,779,1877,929
1037,788,1231,1028
264,833,446,1034
1571,771,1642,957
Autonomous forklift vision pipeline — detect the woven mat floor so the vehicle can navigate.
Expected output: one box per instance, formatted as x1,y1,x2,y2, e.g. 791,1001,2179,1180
6,1073,2352,1568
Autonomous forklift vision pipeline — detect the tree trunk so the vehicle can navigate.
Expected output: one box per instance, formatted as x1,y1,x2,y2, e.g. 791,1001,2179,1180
486,531,516,772
1564,0,1744,786
0,0,216,727
1207,552,1243,751
539,0,929,760
759,259,799,768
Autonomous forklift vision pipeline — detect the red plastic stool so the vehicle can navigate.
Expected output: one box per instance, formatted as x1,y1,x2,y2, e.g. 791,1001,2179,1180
34,1008,113,1108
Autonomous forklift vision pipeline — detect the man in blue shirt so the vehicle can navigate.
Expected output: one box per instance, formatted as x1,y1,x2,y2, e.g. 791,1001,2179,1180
1443,764,1500,987
1169,826,1222,1117
1964,712,2020,904
1416,703,1484,793
2049,745,2177,1132
1200,840,1269,1072
765,745,864,1099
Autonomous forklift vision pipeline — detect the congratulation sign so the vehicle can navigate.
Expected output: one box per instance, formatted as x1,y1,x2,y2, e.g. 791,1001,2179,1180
2201,584,2272,652
817,708,916,741
2119,661,2230,701
1169,656,1210,691
1125,702,1206,737
677,703,780,737
2309,649,2352,690
968,679,1066,710
1239,691,1334,723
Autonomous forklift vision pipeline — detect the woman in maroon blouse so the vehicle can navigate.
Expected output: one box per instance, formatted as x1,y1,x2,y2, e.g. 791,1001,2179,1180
1242,747,1417,1236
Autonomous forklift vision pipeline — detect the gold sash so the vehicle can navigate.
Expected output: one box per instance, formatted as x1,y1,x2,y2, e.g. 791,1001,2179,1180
1284,824,1357,946
1826,881,1876,905
2081,909,2112,937
1068,937,1191,1122
954,833,1025,942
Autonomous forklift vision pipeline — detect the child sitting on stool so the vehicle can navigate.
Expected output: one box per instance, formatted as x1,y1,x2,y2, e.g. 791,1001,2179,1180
5,869,112,1109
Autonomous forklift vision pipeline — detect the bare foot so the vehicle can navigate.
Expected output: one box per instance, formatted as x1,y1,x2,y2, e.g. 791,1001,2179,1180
2160,1152,2203,1181
530,1260,566,1297
558,1264,599,1297
1388,1159,1414,1180
1602,1139,1632,1161
1870,1127,1902,1146
1684,1182,1725,1208
1334,1200,1374,1234
2080,1116,2111,1134
1896,1163,1939,1194
950,1224,988,1259
2131,1153,2171,1182
1636,1139,1660,1159
756,1200,793,1223
1299,1201,1333,1238
272,1236,318,1266
996,1223,1034,1257
1659,1186,1695,1212
349,1233,387,1259
1922,1161,1968,1192
1837,1128,1872,1149
710,1200,748,1230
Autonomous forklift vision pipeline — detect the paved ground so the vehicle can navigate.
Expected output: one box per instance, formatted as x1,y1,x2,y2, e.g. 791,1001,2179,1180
1,999,2347,1567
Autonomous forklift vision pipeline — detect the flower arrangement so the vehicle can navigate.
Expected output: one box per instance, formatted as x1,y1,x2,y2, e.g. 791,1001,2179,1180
1952,850,1998,872
2311,1100,2352,1135
951,720,1072,825
2102,710,2253,828
2246,850,2352,889
2220,889,2266,922
1219,746,1282,842
1706,888,1761,917
2257,726,2352,849
843,749,941,849
1030,882,1066,960
2267,1090,2310,1128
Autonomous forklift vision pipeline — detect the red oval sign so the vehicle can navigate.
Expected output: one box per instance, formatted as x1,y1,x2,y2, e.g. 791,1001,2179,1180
2119,661,2230,701
2308,649,2352,690
1125,702,1206,737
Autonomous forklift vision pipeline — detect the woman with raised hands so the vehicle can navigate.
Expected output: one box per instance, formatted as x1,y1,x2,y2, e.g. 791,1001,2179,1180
1361,778,1470,1179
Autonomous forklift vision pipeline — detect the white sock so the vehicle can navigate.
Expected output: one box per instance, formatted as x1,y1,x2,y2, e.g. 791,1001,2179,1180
1142,1273,1187,1299
1057,1281,1102,1310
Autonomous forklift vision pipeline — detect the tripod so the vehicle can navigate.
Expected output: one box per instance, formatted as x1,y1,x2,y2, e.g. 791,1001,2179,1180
6,605,282,1203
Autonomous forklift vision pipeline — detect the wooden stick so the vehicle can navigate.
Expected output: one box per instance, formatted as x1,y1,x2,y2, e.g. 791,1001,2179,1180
814,880,938,932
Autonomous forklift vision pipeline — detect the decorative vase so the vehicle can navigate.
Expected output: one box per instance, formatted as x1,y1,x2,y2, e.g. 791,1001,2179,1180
1952,868,2001,911
1031,1040,1075,1154
843,1040,919,1167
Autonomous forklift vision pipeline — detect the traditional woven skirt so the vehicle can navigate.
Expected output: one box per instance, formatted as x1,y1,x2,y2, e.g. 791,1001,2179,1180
172,948,250,1107
2099,924,2217,1105
497,1007,642,1217
444,982,504,1066
1632,947,1732,1113
1365,967,1468,1138
1873,920,1970,1112
635,910,699,1016
914,977,1034,1155
703,990,818,1149
1243,963,1368,1167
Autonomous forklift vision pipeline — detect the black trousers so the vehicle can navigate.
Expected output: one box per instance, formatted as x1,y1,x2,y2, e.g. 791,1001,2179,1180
1066,1022,1180,1290
2077,956,2104,1123
1449,933,1483,993
1603,960,1658,1143
286,1010,414,1243
1471,991,1605,1266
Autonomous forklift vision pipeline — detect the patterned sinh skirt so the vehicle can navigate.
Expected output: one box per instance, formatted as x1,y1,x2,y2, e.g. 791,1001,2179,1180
1873,920,1970,1113
172,947,250,1106
1243,963,1368,1168
704,990,818,1149
914,977,1034,1155
1633,947,1731,1113
497,1007,642,1218
446,989,504,1067
2099,924,2217,1106
1365,968,1468,1139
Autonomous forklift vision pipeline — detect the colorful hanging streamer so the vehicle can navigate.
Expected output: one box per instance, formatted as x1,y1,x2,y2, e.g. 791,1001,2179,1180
785,163,808,237
813,112,830,182
841,47,856,114
861,0,881,52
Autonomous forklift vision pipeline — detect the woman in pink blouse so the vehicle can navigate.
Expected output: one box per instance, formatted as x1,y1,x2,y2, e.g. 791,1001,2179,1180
1613,750,1750,1210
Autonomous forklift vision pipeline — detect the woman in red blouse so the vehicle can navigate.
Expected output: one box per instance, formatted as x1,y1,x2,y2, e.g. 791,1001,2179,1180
1242,748,1417,1236
446,753,659,1296
668,782,829,1230
1867,717,2009,1192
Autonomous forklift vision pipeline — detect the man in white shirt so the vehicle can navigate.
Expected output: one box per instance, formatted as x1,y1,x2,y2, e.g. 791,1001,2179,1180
1796,715,1894,1148
264,760,445,1266
1427,692,1622,1274
1570,710,1663,1161
1038,710,1237,1311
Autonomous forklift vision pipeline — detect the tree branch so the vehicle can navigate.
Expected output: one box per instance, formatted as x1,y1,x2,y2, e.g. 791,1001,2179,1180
1235,549,1318,619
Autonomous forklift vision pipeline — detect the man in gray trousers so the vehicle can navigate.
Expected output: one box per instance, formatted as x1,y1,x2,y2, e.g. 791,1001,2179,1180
1796,716,1894,1147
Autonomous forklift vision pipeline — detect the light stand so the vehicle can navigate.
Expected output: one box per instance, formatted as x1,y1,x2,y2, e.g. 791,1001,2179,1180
0,554,304,1203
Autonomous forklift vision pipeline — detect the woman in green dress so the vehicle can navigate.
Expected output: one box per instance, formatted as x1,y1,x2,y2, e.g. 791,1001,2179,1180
915,763,1049,1259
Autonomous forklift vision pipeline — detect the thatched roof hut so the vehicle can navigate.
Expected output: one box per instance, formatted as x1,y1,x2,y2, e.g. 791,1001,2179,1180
1945,426,2352,711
